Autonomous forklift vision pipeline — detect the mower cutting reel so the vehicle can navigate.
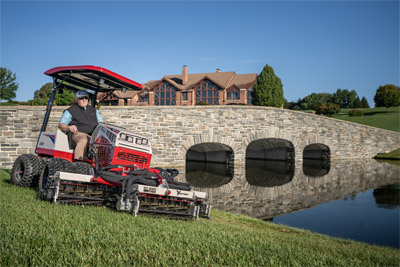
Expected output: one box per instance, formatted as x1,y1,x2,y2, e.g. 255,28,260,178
40,168,211,219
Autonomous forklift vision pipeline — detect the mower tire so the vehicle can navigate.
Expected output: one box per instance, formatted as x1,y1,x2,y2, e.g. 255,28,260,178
11,154,43,187
39,158,74,200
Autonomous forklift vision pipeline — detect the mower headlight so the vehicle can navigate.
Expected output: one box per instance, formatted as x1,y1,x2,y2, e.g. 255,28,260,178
127,136,134,143
120,133,126,140
135,138,148,145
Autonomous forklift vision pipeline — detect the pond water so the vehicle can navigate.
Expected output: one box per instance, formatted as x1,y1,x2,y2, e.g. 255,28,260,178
174,159,400,248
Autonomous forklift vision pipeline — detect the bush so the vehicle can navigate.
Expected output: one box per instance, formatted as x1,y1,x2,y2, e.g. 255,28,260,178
315,102,341,116
348,109,363,117
195,101,208,105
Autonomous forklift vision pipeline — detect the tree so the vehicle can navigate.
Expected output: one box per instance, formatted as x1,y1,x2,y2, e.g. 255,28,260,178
28,83,75,106
252,64,284,107
360,97,370,108
353,96,361,108
0,67,19,101
301,92,331,111
331,89,358,109
374,84,400,113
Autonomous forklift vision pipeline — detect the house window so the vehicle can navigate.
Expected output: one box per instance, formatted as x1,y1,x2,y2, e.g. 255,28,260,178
247,87,253,105
155,81,176,105
227,87,240,100
141,94,149,103
182,92,188,101
139,91,149,103
195,79,219,105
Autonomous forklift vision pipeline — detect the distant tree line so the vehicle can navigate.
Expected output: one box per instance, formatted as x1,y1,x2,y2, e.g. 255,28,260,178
284,89,370,115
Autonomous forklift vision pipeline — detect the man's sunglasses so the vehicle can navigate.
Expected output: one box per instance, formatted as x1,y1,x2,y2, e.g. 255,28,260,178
79,97,89,100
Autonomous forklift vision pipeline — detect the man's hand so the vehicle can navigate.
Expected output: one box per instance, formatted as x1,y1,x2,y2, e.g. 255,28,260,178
69,125,78,133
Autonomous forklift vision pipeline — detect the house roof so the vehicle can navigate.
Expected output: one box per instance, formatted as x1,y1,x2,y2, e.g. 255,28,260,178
143,69,257,91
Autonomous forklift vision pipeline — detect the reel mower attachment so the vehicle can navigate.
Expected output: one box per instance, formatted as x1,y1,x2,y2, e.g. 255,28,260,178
40,165,211,220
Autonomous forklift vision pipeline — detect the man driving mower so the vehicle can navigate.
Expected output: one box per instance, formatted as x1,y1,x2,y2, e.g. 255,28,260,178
58,90,103,160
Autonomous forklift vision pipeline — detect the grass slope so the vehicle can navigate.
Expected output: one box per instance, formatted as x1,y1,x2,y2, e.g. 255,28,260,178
331,106,400,132
1,170,399,266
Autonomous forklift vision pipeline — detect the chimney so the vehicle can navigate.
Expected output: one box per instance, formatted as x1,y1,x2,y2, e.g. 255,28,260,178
182,65,188,85
216,69,221,73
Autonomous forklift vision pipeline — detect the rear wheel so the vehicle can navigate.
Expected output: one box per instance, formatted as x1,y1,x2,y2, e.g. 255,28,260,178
39,158,74,200
11,154,42,187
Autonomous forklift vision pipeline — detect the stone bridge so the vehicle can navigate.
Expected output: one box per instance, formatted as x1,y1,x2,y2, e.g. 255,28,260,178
0,106,399,169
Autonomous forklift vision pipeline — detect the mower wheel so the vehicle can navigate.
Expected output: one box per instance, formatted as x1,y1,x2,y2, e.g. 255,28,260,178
72,162,94,175
39,158,74,200
11,154,43,187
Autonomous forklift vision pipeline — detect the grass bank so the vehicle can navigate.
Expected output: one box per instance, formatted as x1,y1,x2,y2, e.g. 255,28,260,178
1,169,399,266
331,106,399,132
374,148,400,167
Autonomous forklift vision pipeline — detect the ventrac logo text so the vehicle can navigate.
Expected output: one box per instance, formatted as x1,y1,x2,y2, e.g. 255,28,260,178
177,190,189,196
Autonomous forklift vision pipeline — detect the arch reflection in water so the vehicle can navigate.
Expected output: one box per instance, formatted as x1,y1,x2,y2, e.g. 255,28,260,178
245,159,294,187
303,159,330,177
186,161,234,188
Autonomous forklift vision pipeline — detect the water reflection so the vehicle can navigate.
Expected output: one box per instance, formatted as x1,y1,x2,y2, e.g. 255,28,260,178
181,159,399,219
245,159,294,187
185,161,234,188
373,184,400,209
303,159,330,177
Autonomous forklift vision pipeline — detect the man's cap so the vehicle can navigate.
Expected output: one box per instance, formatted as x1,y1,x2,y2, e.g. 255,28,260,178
76,90,89,99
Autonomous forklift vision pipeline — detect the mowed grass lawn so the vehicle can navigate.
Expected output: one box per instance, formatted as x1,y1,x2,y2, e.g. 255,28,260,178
332,106,400,132
1,170,399,266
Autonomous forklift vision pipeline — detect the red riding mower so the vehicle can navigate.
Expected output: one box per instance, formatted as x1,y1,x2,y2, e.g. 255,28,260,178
10,66,210,219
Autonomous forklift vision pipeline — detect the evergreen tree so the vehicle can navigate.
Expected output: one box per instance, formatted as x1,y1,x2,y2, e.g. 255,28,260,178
0,67,18,101
360,97,370,108
374,84,400,113
353,96,361,108
252,64,284,107
331,89,358,108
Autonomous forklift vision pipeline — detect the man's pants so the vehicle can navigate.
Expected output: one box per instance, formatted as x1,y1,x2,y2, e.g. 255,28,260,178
72,132,89,160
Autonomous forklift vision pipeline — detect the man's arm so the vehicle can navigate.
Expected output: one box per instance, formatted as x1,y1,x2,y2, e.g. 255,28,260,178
59,111,78,133
96,110,103,123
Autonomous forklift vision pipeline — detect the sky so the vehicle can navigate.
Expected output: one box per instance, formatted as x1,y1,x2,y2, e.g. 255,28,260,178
1,0,399,106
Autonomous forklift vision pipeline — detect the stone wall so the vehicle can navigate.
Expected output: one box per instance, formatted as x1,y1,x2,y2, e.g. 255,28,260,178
0,105,399,169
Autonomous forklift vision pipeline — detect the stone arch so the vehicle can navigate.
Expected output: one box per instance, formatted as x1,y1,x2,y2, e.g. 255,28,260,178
243,128,301,161
180,134,237,164
186,142,234,164
246,138,295,162
303,143,330,177
303,143,330,160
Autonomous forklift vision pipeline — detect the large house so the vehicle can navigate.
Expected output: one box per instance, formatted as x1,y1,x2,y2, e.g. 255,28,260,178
98,66,257,106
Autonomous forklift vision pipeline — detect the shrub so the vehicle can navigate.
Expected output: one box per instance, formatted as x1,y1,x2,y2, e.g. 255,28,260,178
315,102,341,116
196,101,208,105
348,109,363,117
